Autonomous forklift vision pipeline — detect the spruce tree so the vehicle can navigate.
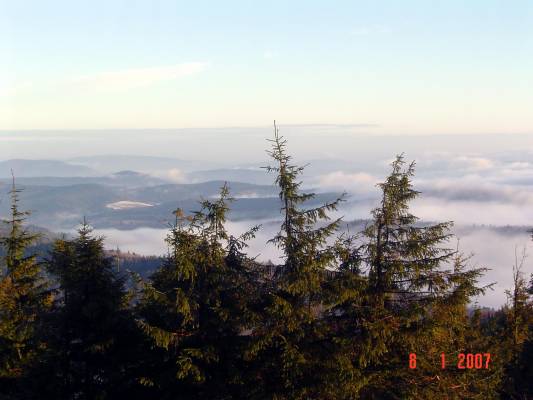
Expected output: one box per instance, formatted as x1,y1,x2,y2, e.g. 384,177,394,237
350,155,489,398
137,184,259,399
246,123,344,399
40,221,142,399
499,248,533,399
321,233,370,399
0,179,52,395
407,253,498,399
504,249,531,349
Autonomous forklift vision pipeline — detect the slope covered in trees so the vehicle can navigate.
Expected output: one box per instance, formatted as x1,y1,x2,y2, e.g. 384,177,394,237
1,128,532,399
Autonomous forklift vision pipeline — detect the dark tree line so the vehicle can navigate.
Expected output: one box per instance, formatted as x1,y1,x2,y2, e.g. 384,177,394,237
1,128,532,399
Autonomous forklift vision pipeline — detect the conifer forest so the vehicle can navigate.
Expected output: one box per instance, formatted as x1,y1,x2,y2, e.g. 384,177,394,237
1,127,532,400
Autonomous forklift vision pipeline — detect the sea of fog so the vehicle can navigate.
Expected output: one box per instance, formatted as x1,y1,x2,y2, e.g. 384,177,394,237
93,220,533,309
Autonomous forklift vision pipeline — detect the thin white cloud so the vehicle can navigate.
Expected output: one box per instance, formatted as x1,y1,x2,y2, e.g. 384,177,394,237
416,153,496,172
505,161,532,170
67,62,208,92
151,168,187,183
317,171,378,192
418,178,533,203
451,156,494,171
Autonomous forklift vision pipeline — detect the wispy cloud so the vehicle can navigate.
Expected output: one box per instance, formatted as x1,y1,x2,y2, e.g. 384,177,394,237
67,62,208,92
450,156,494,171
152,168,187,183
318,171,378,192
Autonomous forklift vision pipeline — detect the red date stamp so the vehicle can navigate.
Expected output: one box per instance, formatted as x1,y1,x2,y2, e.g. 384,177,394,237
408,353,491,369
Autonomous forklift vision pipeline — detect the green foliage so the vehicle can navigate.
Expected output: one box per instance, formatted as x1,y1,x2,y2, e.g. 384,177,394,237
247,123,345,399
499,248,533,399
137,183,260,399
0,180,52,395
335,155,494,399
34,221,144,399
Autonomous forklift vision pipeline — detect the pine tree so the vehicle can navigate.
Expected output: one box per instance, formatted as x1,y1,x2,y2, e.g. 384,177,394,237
137,184,259,399
246,123,345,399
0,179,52,395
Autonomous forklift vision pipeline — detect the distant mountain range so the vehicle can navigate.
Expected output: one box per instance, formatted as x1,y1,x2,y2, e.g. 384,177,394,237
0,158,308,229
187,168,273,185
0,159,97,178
69,155,213,174
0,171,168,187
0,158,278,186
0,176,332,229
0,156,369,188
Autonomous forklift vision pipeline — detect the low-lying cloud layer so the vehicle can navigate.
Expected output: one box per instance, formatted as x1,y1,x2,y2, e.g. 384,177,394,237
95,221,532,309
312,151,533,227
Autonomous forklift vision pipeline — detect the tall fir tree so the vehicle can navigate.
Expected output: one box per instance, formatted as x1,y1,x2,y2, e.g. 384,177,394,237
0,179,52,395
246,123,344,399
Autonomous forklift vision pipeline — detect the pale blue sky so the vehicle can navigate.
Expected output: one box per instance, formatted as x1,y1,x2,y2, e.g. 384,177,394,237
1,0,532,132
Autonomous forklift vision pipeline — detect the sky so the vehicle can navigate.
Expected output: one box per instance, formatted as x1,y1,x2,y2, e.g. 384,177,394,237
1,0,533,133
